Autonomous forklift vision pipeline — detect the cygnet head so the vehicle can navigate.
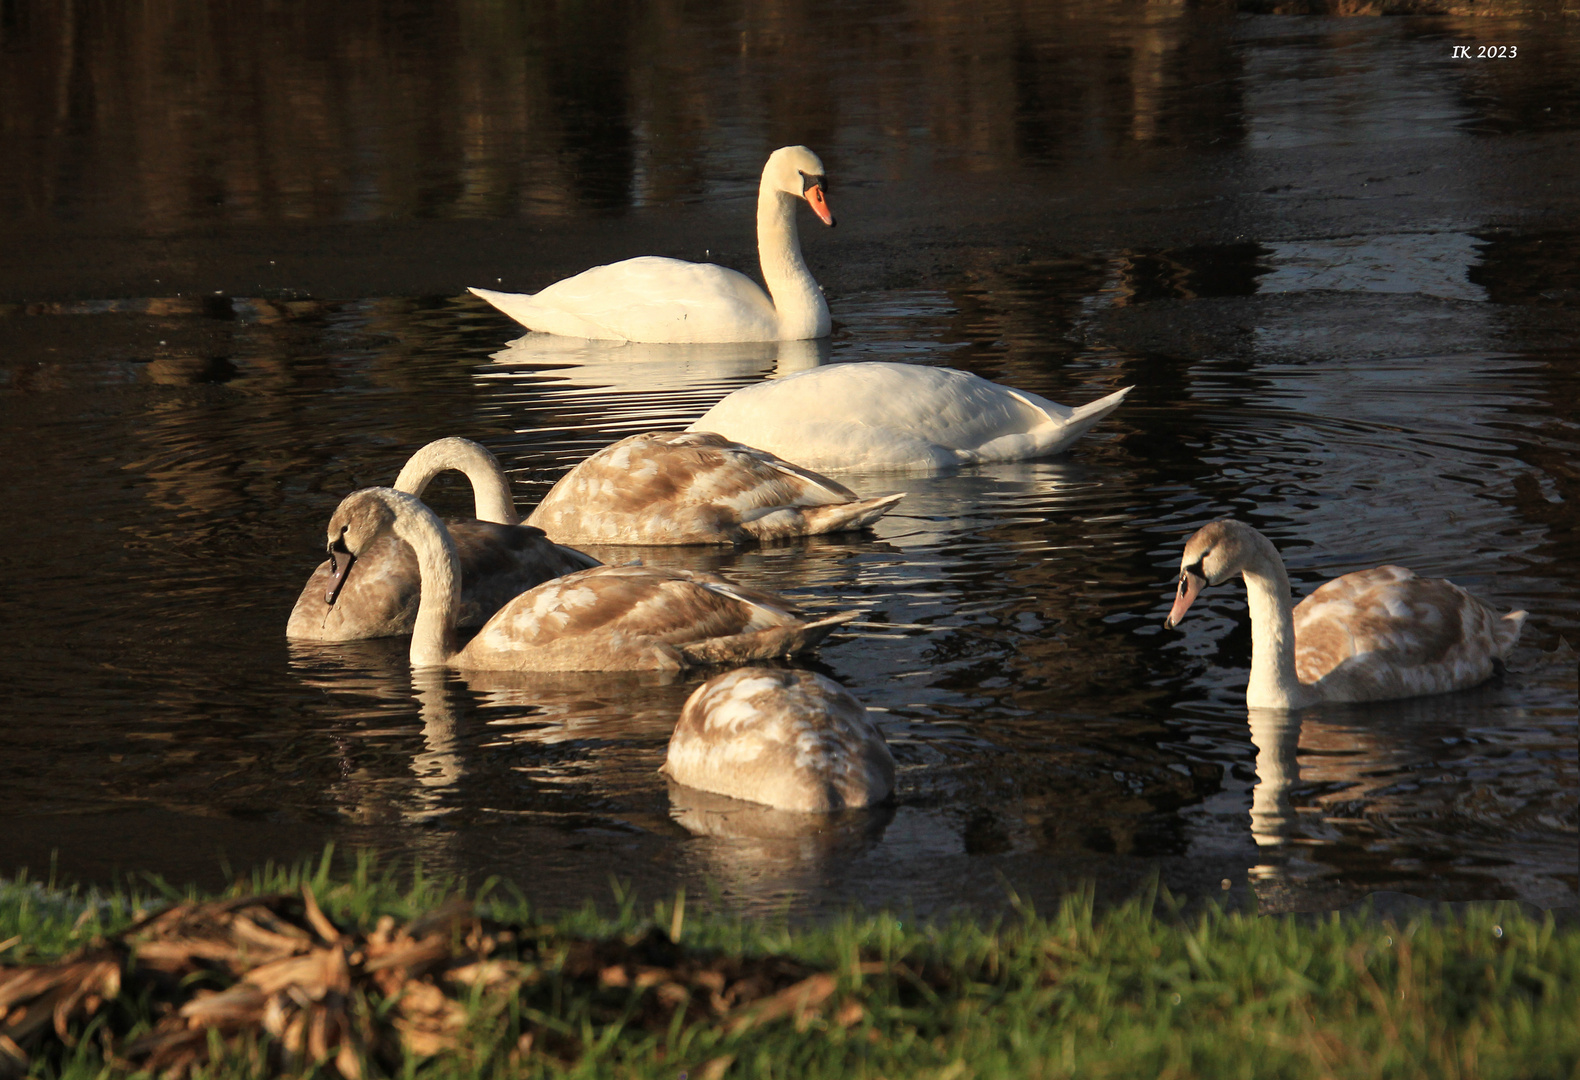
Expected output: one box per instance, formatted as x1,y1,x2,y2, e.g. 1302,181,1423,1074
765,145,835,227
1165,519,1280,628
323,487,407,607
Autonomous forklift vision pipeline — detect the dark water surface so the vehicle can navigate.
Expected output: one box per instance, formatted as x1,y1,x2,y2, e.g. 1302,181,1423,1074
0,1,1575,918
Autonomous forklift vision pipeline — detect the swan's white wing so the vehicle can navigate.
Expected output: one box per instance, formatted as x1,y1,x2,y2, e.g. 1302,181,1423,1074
689,363,1129,471
473,258,780,343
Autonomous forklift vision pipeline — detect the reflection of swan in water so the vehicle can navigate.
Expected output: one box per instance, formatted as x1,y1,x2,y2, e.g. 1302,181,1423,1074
287,438,598,641
1247,709,1302,848
325,488,853,671
487,334,827,376
688,363,1131,473
470,146,835,343
667,782,896,905
409,667,465,824
526,432,904,545
1166,520,1527,708
662,668,895,811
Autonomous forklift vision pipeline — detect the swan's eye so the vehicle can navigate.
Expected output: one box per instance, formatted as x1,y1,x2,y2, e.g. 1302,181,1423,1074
800,172,826,194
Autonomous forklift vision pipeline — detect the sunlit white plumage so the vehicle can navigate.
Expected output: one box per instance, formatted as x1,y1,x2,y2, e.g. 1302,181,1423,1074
287,438,596,641
1165,520,1527,708
687,362,1131,473
325,488,851,671
661,668,895,812
469,146,835,343
526,431,904,545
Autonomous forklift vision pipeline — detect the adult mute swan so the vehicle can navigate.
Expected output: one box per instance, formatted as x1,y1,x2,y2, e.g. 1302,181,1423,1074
526,431,905,545
324,488,852,671
1165,520,1527,708
661,668,895,811
287,438,597,641
468,146,835,343
686,362,1131,473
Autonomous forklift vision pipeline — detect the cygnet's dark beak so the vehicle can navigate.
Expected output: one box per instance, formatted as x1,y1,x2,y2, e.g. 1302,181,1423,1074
325,539,355,607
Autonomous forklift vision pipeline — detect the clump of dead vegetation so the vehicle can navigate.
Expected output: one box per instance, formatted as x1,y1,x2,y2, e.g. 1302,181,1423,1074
0,884,883,1078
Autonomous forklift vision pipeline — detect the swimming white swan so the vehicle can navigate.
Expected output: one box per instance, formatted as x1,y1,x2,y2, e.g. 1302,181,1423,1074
686,363,1131,473
287,438,597,641
1165,520,1527,708
468,146,835,343
661,668,895,811
324,487,852,671
526,431,905,545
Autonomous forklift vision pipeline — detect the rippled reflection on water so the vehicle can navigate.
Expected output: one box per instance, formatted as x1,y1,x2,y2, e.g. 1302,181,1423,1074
0,1,1575,917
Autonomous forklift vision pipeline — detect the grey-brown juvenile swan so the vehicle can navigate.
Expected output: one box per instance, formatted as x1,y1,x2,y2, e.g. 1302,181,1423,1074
323,487,852,671
287,438,597,641
526,431,904,545
661,668,894,811
1165,520,1526,708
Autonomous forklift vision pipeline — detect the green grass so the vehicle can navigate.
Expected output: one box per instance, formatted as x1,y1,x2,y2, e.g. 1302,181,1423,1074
2,851,1577,1079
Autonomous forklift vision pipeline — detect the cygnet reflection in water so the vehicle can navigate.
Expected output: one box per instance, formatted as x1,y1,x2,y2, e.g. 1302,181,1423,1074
667,781,897,901
1245,669,1577,914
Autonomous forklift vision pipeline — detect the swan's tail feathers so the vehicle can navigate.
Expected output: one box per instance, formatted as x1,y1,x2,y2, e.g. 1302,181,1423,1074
1030,383,1131,454
741,492,906,541
1063,385,1133,433
677,610,858,667
1495,609,1528,655
468,286,627,342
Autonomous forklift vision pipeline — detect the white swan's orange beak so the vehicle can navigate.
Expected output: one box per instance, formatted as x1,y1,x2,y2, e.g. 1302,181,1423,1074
1164,571,1205,629
805,184,835,227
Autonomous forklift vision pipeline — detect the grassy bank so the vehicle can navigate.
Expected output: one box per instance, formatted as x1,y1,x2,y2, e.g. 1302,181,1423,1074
1,853,1577,1079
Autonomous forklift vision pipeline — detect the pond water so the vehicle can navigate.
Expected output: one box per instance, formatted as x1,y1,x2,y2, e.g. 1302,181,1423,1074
0,0,1575,919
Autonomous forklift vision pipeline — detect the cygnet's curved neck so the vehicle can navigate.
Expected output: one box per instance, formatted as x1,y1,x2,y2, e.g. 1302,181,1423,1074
757,179,829,340
393,438,519,525
381,490,463,667
1239,537,1311,709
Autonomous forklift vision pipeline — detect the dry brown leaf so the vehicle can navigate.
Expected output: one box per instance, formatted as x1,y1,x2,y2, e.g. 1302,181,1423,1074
725,972,838,1033
178,982,266,1026
0,1032,28,1080
300,886,341,947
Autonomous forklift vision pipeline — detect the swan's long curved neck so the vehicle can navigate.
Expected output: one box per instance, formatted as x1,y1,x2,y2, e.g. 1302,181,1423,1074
1240,544,1310,709
385,493,463,667
393,439,519,525
756,182,828,339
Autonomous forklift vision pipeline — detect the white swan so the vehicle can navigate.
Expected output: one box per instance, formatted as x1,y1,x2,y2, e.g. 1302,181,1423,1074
526,431,904,545
686,362,1132,473
324,487,852,671
1165,520,1527,708
287,438,598,641
468,146,835,343
661,668,895,811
